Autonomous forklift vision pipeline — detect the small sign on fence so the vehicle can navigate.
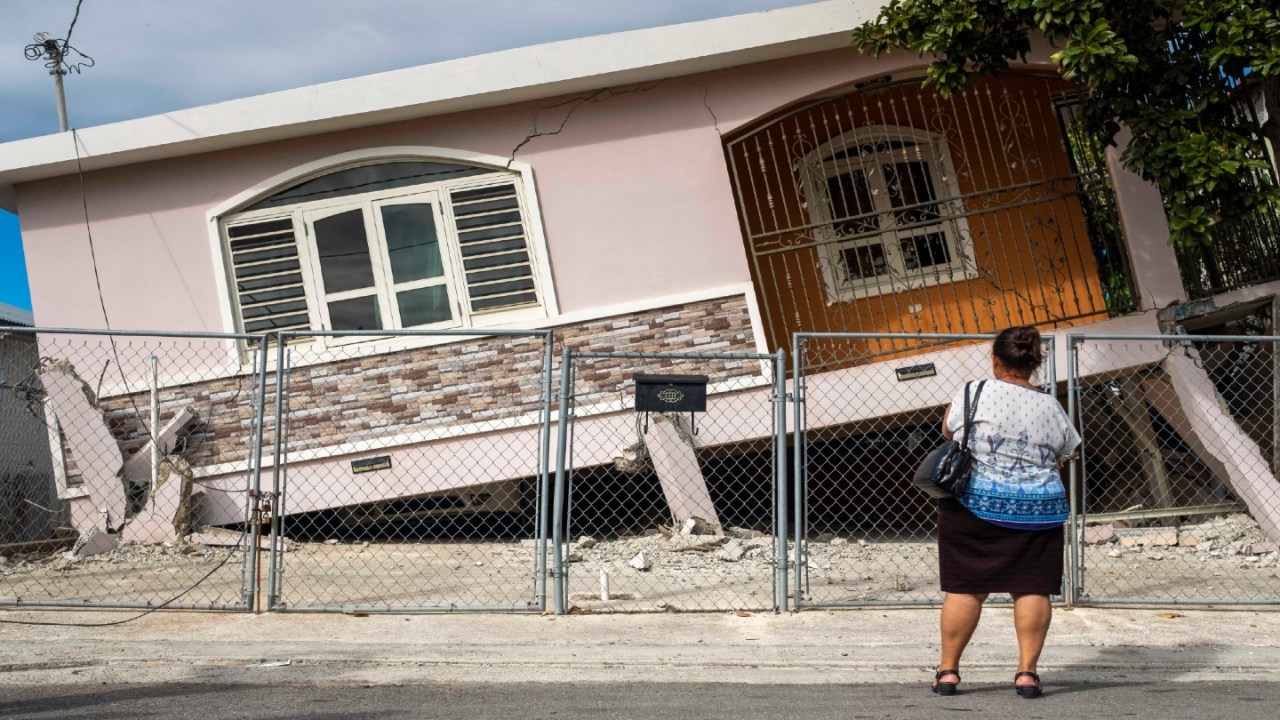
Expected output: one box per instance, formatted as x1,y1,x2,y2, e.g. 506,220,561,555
894,363,937,382
351,456,392,474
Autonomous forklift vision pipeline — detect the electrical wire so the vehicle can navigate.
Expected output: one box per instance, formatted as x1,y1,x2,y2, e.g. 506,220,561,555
64,0,84,48
23,0,94,76
0,532,248,627
3,1,261,623
0,131,259,627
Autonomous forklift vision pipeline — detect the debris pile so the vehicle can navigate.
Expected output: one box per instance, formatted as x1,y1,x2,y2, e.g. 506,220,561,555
1081,513,1279,567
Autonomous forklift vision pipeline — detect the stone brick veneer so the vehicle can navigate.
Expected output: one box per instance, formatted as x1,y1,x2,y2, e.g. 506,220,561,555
97,295,759,474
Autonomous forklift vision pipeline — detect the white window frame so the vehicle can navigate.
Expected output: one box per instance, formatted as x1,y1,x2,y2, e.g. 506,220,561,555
209,149,557,352
297,187,464,343
799,125,976,302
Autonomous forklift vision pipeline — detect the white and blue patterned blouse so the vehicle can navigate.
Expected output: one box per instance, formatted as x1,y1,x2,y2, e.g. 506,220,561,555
944,380,1081,530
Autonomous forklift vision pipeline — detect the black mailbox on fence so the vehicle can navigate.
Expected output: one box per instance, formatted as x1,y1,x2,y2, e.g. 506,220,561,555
634,374,709,412
634,373,709,435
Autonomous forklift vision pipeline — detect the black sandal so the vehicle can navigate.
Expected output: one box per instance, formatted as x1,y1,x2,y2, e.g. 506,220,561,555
1014,671,1042,698
932,668,960,696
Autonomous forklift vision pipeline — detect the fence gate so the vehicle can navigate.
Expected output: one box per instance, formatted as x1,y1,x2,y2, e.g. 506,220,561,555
1069,334,1280,605
264,330,555,612
0,328,264,610
792,333,1058,607
552,349,786,613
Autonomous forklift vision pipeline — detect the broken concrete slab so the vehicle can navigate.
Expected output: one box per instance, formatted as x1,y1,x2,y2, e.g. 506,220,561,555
122,456,200,545
1150,356,1280,544
643,414,723,535
667,535,727,552
40,361,126,557
1243,542,1280,555
1083,525,1117,544
679,517,716,536
716,539,746,562
64,525,117,558
1107,377,1174,508
120,407,195,483
629,551,651,571
1116,528,1179,547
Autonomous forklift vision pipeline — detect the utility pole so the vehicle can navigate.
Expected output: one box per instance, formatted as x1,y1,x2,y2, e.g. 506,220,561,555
24,24,93,135
41,35,71,132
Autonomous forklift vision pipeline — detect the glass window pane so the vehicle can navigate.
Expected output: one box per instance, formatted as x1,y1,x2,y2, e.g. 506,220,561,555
381,204,444,284
901,232,952,270
314,210,376,293
883,161,940,224
328,295,381,330
398,285,452,326
840,243,889,280
826,170,879,236
248,162,489,210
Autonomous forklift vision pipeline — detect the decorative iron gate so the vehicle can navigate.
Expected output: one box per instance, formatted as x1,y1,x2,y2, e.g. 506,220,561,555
725,73,1134,355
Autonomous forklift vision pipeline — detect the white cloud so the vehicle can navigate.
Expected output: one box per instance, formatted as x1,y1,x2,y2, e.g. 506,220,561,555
0,0,824,142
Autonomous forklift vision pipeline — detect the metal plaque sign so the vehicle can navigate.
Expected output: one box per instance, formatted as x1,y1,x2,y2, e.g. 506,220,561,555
894,363,937,382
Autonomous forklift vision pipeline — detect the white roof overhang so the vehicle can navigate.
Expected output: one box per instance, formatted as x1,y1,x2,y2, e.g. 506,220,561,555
0,0,880,211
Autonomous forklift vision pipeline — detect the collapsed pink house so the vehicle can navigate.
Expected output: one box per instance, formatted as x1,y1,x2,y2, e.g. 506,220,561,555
1,1,1277,547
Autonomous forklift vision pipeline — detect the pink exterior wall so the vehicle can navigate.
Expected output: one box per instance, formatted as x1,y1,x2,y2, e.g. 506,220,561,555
14,47,927,334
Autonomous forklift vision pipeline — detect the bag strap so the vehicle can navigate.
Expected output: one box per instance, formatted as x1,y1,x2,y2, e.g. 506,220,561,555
961,380,986,451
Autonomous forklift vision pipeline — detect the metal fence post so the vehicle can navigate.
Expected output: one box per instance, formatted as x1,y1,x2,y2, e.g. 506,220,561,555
791,335,806,608
244,333,271,612
1066,334,1082,607
265,334,288,610
551,347,573,615
774,348,789,613
534,332,555,612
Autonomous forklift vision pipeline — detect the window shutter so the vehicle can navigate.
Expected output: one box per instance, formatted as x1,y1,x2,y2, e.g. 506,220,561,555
448,184,540,313
225,218,313,333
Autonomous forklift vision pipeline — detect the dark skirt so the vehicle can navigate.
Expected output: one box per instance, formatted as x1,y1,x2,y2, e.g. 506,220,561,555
937,498,1064,596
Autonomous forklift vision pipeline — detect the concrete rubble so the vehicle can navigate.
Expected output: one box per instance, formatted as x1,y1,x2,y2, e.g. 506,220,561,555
715,539,746,562
1082,514,1275,555
5,514,1279,612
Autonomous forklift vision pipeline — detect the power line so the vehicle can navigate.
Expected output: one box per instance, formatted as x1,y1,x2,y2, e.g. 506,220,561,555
64,0,85,48
23,0,95,76
23,0,95,133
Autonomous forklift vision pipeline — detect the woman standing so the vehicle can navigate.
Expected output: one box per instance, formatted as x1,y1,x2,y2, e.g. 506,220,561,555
930,326,1080,699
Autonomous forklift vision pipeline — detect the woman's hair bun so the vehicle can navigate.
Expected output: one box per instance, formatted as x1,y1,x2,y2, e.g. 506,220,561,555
994,326,1043,374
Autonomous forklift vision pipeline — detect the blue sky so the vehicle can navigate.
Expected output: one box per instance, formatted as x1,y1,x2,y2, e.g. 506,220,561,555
0,210,29,309
0,0,820,314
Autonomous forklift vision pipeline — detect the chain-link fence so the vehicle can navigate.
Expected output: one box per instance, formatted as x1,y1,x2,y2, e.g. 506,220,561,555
1070,334,1280,605
552,349,786,613
264,329,554,612
8,324,1280,613
792,333,1057,608
0,327,265,610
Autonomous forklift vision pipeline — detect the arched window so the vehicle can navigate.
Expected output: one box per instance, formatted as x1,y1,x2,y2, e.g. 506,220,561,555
217,156,548,338
801,126,974,301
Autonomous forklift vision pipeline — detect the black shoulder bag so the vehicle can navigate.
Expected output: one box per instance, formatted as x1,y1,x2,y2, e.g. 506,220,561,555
912,380,986,499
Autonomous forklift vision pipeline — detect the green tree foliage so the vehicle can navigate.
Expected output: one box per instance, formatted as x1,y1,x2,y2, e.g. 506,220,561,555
852,0,1280,249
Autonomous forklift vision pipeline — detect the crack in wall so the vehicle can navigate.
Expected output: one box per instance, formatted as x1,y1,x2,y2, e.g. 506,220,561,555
506,81,666,168
685,80,722,136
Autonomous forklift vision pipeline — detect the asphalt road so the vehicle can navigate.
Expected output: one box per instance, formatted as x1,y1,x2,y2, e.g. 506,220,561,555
3,680,1280,720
